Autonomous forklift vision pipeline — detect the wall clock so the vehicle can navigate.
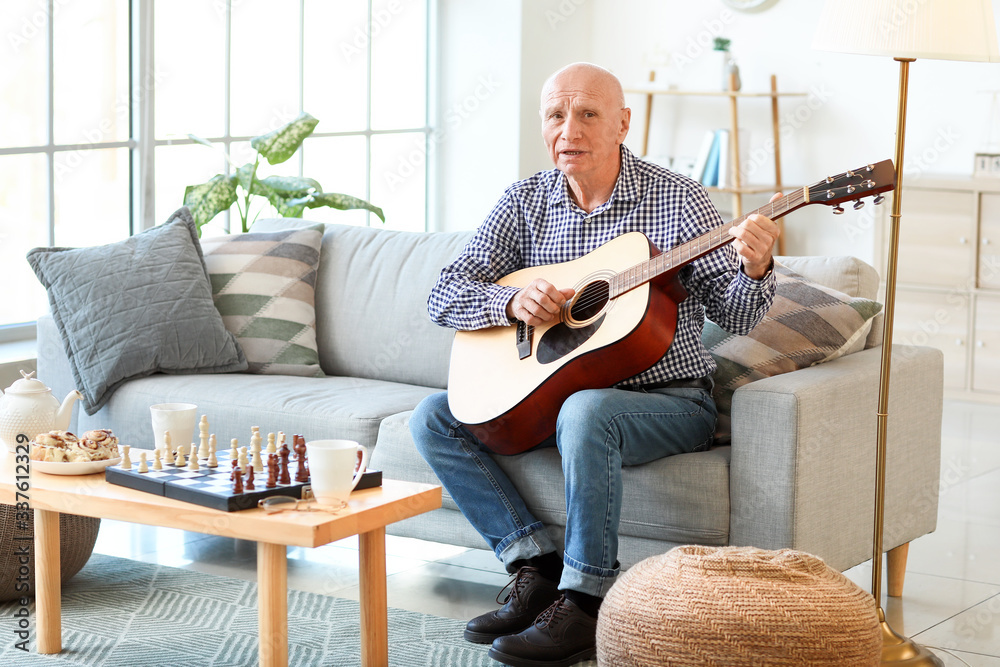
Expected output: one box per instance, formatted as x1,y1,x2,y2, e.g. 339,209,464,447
721,0,780,11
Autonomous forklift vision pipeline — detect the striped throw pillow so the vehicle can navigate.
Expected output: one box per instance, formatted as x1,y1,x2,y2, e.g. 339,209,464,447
201,224,325,377
704,263,883,441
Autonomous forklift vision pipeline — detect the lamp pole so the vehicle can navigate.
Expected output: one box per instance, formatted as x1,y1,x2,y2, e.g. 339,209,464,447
872,56,943,667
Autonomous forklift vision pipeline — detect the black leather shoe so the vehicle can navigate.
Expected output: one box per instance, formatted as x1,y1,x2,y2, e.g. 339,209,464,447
487,595,597,667
464,566,561,644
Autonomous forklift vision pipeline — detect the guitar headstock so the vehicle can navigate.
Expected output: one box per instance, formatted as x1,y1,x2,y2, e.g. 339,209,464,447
808,159,895,213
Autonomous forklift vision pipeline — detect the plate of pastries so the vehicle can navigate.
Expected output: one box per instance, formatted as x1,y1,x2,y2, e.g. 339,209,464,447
30,429,122,475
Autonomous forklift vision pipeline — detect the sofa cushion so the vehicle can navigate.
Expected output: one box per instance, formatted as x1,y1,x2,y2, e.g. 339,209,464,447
252,219,474,389
76,373,439,452
26,208,247,415
200,224,325,377
777,255,883,347
705,262,883,438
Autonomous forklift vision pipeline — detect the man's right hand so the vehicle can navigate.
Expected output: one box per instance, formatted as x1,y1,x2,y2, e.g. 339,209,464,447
506,279,576,326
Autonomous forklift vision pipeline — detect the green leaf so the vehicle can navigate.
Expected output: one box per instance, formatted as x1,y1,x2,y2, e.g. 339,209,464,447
250,112,319,165
183,174,238,233
286,192,385,223
258,175,322,196
234,162,257,193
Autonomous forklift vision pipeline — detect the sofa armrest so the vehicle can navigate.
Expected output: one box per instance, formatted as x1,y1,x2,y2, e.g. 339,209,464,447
35,313,81,434
727,345,943,571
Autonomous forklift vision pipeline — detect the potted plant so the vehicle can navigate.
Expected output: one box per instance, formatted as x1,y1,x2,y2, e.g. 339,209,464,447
183,112,383,235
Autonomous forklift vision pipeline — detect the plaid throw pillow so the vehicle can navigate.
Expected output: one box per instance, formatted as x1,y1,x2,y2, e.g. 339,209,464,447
704,262,883,440
200,224,325,377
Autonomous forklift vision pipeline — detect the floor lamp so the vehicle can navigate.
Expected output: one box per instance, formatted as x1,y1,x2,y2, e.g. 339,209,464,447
813,1,999,665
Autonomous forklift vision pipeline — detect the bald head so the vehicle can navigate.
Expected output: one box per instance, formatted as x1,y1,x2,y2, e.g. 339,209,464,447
539,62,630,199
540,62,625,112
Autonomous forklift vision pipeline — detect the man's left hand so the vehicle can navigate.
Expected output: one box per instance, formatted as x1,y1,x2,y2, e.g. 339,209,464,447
729,192,782,280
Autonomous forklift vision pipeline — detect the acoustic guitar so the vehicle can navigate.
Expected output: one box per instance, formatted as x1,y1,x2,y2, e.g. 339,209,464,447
447,160,895,454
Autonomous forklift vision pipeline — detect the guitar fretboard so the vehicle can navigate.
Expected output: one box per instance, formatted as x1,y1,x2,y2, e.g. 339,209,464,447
608,188,808,297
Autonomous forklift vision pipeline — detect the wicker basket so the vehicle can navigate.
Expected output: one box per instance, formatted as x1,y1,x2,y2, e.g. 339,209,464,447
596,546,881,666
0,504,101,602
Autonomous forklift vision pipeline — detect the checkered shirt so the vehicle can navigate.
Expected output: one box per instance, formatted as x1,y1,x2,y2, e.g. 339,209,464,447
427,145,776,387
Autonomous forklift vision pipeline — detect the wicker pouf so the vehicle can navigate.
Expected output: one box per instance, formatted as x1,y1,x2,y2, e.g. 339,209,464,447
596,546,881,666
0,504,101,602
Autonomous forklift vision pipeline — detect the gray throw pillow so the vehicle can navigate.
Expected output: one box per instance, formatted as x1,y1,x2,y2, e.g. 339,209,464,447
26,208,247,415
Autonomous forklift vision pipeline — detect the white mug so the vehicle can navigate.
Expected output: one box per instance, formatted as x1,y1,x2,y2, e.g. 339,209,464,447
306,439,370,506
150,403,198,451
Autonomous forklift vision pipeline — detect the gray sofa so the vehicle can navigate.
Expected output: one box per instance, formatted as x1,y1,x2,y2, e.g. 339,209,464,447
36,219,943,585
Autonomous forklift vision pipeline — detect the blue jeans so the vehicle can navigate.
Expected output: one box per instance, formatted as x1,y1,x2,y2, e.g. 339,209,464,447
409,385,717,598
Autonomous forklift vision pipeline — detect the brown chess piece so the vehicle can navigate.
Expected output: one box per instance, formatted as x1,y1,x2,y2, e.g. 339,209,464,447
279,443,291,485
266,453,278,488
294,435,309,483
231,460,244,494
245,466,255,491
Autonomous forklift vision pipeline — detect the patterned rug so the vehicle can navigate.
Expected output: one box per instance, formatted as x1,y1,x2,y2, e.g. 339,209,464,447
0,553,493,666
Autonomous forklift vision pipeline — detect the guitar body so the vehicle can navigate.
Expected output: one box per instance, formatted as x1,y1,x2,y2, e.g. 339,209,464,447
447,232,686,454
445,159,897,455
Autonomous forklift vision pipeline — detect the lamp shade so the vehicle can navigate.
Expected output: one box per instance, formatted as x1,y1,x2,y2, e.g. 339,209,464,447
813,0,1000,63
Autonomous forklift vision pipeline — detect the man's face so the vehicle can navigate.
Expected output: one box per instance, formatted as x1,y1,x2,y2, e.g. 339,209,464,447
540,69,629,183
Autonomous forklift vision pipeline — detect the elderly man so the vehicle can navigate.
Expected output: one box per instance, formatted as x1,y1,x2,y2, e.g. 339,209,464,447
410,62,780,667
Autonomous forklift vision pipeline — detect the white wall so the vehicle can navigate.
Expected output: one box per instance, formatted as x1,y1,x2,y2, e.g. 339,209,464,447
433,0,523,232
437,1,1000,263
434,0,594,232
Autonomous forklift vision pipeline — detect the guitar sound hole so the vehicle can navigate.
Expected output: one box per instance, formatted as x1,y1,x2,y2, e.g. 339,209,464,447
570,280,610,322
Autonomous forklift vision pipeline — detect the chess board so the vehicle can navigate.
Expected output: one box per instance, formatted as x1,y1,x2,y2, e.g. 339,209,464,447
105,451,382,512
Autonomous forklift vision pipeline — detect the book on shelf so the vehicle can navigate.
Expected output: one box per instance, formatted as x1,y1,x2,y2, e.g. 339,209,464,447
690,130,716,185
695,128,750,189
702,131,721,187
716,129,731,188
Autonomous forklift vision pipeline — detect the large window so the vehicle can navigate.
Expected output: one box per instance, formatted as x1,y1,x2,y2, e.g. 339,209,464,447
0,0,431,337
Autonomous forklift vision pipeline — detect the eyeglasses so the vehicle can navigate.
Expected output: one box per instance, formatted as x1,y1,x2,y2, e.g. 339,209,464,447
257,495,347,514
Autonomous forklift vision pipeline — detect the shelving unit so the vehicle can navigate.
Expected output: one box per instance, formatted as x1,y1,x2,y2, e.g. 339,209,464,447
874,175,1000,401
625,73,806,254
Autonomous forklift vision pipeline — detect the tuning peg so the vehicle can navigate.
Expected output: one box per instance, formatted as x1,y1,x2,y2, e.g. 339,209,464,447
853,200,865,210
873,194,885,205
833,205,845,215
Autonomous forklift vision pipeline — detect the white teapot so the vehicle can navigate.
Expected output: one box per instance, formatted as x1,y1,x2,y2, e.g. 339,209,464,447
0,371,83,453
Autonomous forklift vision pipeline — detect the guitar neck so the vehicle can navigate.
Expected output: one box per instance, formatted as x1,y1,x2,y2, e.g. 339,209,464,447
609,187,809,297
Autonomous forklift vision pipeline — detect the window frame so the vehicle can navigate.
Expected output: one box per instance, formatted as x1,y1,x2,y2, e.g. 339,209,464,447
1,0,434,341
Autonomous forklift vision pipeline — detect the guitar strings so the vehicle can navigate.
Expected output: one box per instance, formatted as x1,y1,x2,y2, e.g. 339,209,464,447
565,189,808,315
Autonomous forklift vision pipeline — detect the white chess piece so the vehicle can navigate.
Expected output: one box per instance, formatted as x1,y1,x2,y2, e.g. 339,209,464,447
163,432,174,465
187,444,200,472
120,445,132,470
251,439,264,474
175,444,186,468
207,434,218,468
250,426,261,455
153,449,162,471
199,415,210,459
238,446,248,474
230,439,239,467
266,433,277,455
138,451,148,473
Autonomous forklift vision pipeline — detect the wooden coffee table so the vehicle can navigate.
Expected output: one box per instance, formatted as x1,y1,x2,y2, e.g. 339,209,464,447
0,453,441,667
